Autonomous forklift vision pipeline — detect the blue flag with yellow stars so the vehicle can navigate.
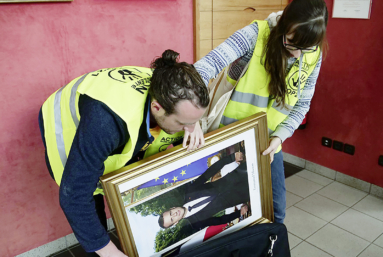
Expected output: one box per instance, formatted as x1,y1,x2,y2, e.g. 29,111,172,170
137,152,219,189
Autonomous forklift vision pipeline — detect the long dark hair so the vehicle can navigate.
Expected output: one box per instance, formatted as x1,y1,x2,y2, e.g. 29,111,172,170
149,50,209,115
263,0,328,108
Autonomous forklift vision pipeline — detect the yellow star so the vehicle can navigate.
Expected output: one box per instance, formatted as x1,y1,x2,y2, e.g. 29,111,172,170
154,177,160,182
172,176,178,182
162,178,168,184
180,170,186,176
187,163,191,166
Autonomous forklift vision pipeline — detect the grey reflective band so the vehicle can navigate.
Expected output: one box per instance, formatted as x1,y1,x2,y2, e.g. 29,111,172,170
272,101,293,116
231,90,269,108
70,74,87,128
54,87,67,167
268,128,274,135
221,115,238,126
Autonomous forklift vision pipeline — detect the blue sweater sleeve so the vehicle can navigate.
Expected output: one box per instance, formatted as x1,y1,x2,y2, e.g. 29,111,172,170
59,95,128,252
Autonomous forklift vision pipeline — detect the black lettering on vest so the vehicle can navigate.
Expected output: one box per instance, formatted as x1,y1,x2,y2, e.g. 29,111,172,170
287,70,308,96
108,68,143,83
160,136,183,144
135,86,148,94
159,144,170,152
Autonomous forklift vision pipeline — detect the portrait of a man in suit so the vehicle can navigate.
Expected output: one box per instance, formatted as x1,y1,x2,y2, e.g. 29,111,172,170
158,151,250,230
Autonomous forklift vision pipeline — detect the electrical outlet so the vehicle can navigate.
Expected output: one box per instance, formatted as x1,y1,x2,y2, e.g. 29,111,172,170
379,156,383,167
344,144,355,155
333,141,343,151
322,137,332,148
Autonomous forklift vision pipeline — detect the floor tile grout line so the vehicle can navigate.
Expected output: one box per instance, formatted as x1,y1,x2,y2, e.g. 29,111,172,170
286,180,327,201
355,242,373,257
350,192,370,207
287,173,328,188
329,222,374,243
350,207,383,223
371,242,383,250
315,191,366,209
292,197,383,244
303,240,335,257
347,207,383,224
292,203,350,224
287,215,328,242
294,171,335,187
373,232,383,244
67,248,75,257
289,239,304,252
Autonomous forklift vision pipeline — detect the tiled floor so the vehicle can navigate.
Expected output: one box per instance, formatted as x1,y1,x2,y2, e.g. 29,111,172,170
49,230,121,257
285,169,383,257
49,162,383,257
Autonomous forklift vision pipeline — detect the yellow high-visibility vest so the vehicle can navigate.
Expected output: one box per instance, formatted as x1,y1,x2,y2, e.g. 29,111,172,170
221,20,320,152
42,66,184,194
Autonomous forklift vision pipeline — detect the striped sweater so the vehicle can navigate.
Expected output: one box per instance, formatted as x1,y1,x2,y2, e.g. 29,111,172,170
194,21,322,143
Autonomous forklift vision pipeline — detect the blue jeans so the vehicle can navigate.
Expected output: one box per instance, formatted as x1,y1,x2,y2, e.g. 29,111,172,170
271,150,286,223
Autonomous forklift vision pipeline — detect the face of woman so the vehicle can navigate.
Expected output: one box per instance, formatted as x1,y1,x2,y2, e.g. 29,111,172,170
283,33,319,58
285,34,302,58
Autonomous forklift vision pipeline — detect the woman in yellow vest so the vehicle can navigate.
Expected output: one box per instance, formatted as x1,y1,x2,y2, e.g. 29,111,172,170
195,0,329,224
38,50,209,256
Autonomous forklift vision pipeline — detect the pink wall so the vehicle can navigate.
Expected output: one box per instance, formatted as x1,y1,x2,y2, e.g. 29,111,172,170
0,0,194,256
284,0,383,187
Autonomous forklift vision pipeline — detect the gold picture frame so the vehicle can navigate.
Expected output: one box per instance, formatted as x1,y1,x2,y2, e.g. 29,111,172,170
101,113,273,257
0,0,72,3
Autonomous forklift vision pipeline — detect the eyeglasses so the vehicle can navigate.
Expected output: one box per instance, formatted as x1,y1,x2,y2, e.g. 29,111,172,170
283,35,318,53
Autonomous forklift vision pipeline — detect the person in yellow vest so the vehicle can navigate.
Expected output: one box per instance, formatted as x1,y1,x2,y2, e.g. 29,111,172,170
38,50,209,257
195,0,329,224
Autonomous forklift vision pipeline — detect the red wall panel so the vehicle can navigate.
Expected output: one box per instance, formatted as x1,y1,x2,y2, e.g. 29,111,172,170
284,0,383,187
0,0,193,256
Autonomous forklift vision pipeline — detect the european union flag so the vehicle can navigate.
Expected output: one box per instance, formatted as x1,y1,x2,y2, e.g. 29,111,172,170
137,152,219,189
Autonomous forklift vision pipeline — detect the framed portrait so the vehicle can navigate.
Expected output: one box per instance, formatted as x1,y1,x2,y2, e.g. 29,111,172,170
101,113,273,257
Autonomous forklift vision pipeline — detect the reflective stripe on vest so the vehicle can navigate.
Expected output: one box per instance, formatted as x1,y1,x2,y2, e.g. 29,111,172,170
54,74,88,168
221,20,320,152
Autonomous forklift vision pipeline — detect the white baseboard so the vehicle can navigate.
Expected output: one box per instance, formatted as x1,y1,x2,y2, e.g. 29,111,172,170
283,152,383,197
16,218,115,257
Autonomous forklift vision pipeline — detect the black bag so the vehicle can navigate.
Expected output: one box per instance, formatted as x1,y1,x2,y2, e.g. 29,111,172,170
172,223,290,257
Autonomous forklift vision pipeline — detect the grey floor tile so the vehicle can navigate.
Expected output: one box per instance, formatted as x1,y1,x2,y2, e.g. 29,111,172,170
286,191,303,208
291,241,333,257
285,206,327,239
307,224,369,257
288,233,302,250
296,170,334,186
358,244,383,257
317,182,368,207
374,233,383,248
295,193,348,222
353,195,383,222
331,209,383,242
286,175,323,198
